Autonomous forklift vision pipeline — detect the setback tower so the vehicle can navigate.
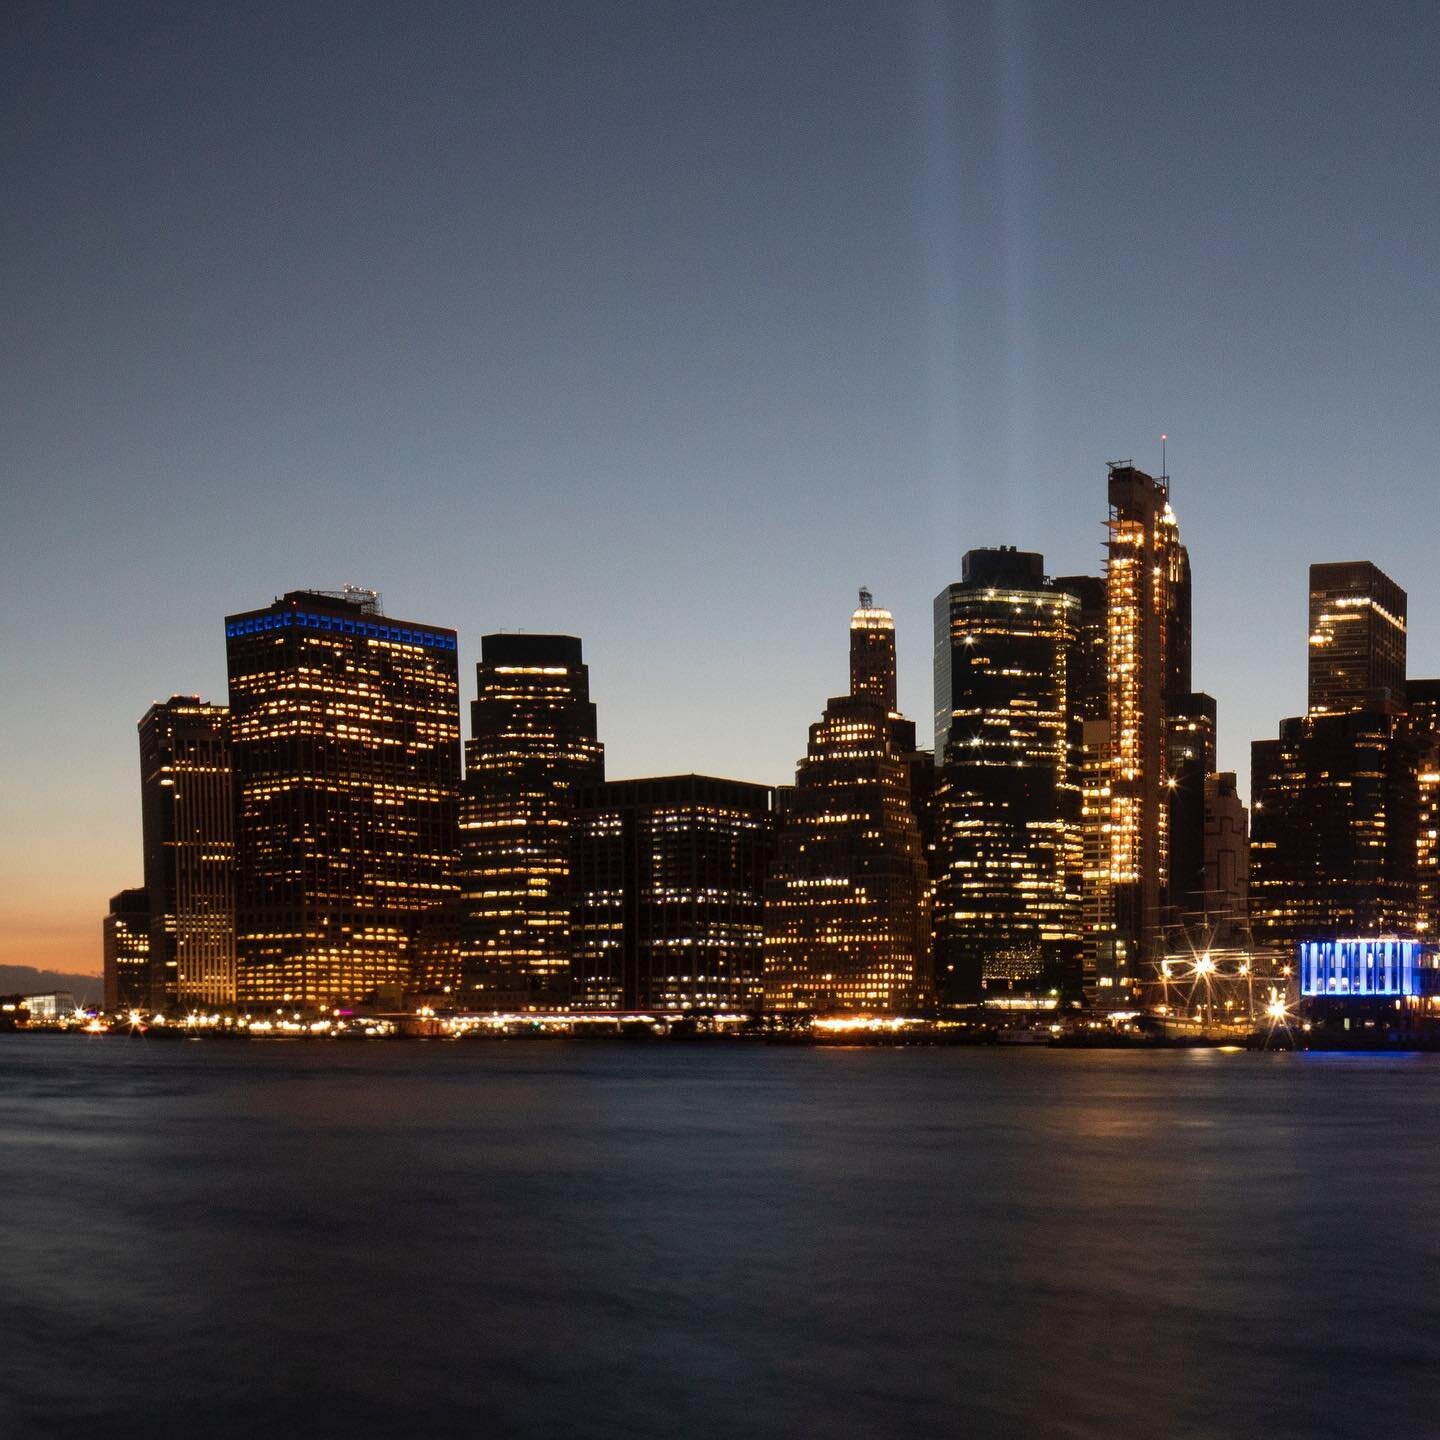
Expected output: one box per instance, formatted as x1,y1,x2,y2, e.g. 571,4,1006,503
457,633,604,1009
225,589,460,1005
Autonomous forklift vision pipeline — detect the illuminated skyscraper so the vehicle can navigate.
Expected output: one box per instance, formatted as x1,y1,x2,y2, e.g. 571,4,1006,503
1167,544,1193,703
1250,710,1419,949
1078,717,1115,1000
763,594,930,1014
1052,574,1108,724
571,775,774,1011
1308,561,1407,715
1420,752,1439,947
103,887,150,1012
1104,463,1187,990
1404,678,1439,946
1053,574,1112,998
139,697,235,1009
1251,563,1419,953
225,589,460,1005
457,634,604,1009
932,549,1082,1000
851,586,897,710
1166,691,1217,929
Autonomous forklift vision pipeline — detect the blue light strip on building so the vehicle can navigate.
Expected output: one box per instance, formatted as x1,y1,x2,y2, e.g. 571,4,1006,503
224,611,457,651
1299,938,1419,998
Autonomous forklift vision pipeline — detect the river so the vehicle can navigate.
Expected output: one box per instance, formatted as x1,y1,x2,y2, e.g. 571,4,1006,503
2,1036,1435,1438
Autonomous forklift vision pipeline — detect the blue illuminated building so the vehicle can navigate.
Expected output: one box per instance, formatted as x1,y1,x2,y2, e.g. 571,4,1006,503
1299,938,1420,998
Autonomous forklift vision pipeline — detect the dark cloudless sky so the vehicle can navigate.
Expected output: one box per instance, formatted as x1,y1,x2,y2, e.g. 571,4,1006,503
4,0,1438,972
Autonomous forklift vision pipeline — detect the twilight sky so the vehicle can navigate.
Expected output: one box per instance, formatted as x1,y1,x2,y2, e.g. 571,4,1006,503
3,0,1438,974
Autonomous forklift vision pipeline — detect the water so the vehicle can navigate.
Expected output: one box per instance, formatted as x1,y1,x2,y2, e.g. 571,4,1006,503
2,1037,1436,1439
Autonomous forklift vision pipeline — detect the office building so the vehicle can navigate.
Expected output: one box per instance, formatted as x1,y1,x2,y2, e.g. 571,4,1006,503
571,774,774,1011
1250,710,1419,951
1308,562,1407,715
225,589,460,1005
138,698,235,1008
1202,772,1250,937
1166,691,1217,931
457,633,604,1009
1408,678,1440,737
932,549,1082,999
1078,717,1116,1000
1406,678,1439,944
1104,463,1188,988
764,594,931,1013
1251,563,1420,958
1053,574,1112,1000
851,586,897,710
102,887,150,1012
1053,574,1108,724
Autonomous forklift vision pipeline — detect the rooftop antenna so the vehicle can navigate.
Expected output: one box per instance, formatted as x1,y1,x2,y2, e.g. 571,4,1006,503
1160,433,1169,489
858,586,873,609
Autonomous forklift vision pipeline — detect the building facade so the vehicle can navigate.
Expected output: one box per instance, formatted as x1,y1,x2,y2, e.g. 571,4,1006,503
571,774,774,1011
1250,563,1420,959
932,549,1082,1000
1053,575,1112,1001
1052,574,1108,724
225,589,460,1005
1308,561,1407,715
102,887,150,1012
1104,463,1188,990
1166,691,1217,934
1405,678,1439,947
1202,772,1250,938
138,697,235,1008
457,633,604,1010
764,595,931,1014
1250,710,1419,952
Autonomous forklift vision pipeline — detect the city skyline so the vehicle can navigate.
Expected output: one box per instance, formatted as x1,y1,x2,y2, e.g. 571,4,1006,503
6,1,1440,975
13,465,1440,980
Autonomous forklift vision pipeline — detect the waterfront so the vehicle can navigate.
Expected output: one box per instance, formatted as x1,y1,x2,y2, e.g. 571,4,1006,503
2,1039,1436,1439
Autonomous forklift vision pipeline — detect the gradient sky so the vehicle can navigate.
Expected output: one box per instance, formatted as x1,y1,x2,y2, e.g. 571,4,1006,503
4,0,1438,974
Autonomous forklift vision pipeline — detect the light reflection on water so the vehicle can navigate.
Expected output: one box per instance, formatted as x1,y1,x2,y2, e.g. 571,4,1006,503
1,1037,1436,1439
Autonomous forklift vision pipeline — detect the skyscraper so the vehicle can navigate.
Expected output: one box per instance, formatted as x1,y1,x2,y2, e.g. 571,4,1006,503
1408,679,1440,946
1166,691,1217,930
851,586,897,710
1078,717,1115,1001
763,594,930,1014
457,633,604,1009
1308,561,1408,715
138,697,235,1009
1053,573,1112,999
1251,563,1419,954
1250,710,1419,949
102,887,150,1012
1104,463,1187,988
932,549,1082,999
1202,772,1249,937
1052,574,1108,724
225,589,460,1005
571,774,774,1011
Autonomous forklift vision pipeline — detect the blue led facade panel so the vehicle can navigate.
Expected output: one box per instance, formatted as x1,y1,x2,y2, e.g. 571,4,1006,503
224,609,456,650
1299,939,1420,998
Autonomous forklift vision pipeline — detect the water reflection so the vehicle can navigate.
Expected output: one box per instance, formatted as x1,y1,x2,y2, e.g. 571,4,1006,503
1,1038,1436,1438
